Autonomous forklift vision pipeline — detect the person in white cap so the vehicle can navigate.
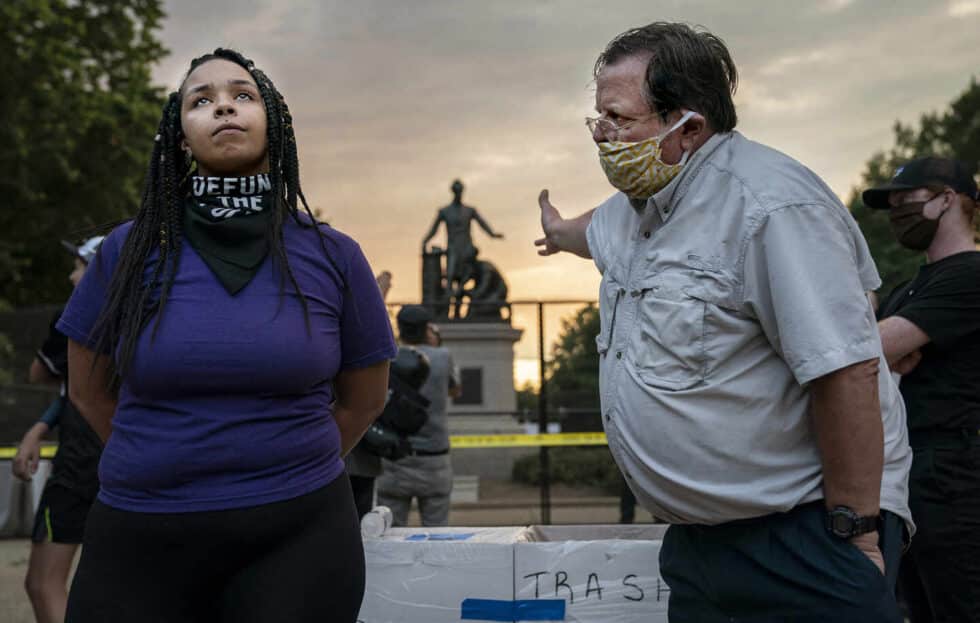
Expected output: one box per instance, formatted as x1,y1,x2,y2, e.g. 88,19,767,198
13,235,104,623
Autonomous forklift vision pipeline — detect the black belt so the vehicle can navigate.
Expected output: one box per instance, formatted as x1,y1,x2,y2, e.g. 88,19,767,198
908,428,980,449
408,448,449,457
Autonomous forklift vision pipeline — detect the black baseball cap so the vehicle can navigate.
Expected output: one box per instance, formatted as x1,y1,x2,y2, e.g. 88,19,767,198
862,157,978,210
396,305,433,328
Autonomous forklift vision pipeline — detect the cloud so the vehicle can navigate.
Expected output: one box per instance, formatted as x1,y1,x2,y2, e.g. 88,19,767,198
155,0,979,319
758,49,836,78
819,0,856,11
948,1,980,16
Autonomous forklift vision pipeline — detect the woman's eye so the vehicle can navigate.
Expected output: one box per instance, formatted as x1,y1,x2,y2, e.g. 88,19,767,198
236,92,253,101
194,97,210,107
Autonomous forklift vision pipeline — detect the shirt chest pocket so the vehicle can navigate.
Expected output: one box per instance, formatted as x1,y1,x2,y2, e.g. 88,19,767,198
627,268,738,391
595,272,625,357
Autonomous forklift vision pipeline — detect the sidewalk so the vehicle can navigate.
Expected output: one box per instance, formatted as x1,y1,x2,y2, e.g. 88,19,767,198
0,539,31,623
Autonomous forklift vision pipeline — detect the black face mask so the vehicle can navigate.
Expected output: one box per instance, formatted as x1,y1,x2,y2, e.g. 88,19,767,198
183,174,275,294
889,193,942,251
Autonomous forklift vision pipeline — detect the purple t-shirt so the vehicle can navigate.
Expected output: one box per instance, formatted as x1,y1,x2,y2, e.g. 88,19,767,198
57,218,395,513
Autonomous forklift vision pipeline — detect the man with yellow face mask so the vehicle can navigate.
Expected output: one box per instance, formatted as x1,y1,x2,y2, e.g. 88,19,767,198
534,22,912,621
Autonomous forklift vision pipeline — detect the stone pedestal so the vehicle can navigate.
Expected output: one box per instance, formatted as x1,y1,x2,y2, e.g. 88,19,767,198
437,321,527,481
435,322,523,415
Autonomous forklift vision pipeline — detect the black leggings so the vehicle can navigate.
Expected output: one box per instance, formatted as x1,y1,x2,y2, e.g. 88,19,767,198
66,475,364,623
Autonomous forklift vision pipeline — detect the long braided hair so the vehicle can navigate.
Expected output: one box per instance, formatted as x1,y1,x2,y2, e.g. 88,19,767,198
90,48,338,389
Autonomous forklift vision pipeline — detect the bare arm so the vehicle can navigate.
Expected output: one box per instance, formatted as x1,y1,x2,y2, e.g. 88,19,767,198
810,358,885,569
811,358,883,515
447,358,462,399
28,359,59,386
375,271,392,301
421,214,444,251
12,422,50,481
473,210,503,239
878,316,930,369
449,380,463,399
333,360,390,457
534,190,593,259
67,339,117,443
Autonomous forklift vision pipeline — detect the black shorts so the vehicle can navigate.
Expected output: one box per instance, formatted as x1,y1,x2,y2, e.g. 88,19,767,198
31,483,93,544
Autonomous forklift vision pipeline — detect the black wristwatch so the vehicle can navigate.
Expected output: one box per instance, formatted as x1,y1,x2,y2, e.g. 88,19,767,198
826,506,880,539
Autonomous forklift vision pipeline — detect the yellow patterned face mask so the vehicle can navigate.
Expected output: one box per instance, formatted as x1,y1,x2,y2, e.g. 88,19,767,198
597,111,695,199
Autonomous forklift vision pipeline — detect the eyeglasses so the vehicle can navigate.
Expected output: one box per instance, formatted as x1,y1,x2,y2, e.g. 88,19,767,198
585,113,657,138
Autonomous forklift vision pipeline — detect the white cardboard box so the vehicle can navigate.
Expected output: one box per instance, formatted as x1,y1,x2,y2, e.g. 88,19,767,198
0,459,52,537
360,528,517,623
359,524,669,623
515,525,669,623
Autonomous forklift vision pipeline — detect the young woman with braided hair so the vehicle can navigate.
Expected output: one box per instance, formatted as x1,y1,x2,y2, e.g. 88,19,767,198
59,49,395,622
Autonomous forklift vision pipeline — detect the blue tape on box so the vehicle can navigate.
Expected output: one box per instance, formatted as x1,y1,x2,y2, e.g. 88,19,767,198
404,532,476,541
460,598,566,621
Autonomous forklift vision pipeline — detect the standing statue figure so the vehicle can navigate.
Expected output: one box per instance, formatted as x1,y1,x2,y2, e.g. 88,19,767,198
422,179,504,318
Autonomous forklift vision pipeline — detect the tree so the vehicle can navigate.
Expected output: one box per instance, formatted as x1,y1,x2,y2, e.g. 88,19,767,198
0,0,167,306
547,304,600,410
512,304,620,492
849,79,980,296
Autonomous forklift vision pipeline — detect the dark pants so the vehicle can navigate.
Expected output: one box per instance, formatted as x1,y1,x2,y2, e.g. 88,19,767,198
66,475,365,623
349,474,375,519
899,436,980,622
619,478,637,524
660,501,904,622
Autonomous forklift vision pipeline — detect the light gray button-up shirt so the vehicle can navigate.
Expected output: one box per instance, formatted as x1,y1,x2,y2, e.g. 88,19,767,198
586,131,912,528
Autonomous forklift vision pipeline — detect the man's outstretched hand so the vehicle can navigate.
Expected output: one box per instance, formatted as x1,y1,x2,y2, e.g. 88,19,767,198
534,189,594,259
535,189,564,256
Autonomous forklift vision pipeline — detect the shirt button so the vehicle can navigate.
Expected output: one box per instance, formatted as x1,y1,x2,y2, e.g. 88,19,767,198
616,351,623,359
630,290,640,297
643,231,651,239
605,413,611,422
618,288,626,297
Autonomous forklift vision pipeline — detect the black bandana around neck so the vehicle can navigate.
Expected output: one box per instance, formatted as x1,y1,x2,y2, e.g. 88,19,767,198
183,174,275,295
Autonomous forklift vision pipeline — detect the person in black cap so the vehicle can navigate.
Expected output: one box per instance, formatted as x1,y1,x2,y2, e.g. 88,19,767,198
12,235,104,623
376,305,461,526
864,156,980,622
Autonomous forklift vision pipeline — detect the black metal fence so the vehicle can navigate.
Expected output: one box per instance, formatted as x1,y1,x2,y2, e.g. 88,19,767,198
386,299,609,524
1,300,620,525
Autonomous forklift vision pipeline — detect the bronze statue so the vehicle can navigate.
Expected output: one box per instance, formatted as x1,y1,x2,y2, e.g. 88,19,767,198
422,180,508,320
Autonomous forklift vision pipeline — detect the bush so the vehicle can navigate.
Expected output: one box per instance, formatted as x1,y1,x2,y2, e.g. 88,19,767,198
511,447,623,494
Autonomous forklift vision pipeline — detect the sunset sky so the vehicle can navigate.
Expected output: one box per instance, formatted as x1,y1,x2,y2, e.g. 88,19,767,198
155,0,979,385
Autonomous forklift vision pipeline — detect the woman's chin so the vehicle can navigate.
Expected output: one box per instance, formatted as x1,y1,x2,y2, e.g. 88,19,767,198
196,152,269,177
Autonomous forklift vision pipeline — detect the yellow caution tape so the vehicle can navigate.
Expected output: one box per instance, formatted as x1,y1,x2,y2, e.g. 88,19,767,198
0,445,58,460
0,434,607,459
449,432,607,448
